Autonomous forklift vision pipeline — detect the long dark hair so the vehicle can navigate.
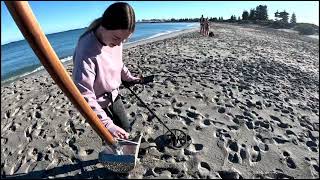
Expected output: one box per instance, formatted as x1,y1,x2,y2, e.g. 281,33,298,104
80,2,135,38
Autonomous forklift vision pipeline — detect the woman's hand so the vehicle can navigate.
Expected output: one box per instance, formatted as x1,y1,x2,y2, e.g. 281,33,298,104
135,74,144,84
107,123,129,139
122,74,155,87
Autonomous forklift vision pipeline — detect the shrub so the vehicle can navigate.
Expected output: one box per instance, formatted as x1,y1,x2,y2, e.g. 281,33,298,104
238,20,250,24
270,21,290,29
294,24,316,35
256,20,273,26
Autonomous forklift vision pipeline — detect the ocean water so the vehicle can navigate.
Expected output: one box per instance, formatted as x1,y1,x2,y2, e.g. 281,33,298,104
1,22,198,83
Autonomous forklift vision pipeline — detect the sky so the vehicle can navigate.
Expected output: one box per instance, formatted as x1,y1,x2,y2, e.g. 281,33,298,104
1,1,319,45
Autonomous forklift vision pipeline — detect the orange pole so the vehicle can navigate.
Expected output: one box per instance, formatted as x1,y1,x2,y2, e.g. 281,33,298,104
4,1,116,145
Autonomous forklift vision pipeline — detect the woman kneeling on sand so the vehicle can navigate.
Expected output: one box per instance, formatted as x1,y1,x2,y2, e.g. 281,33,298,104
72,2,143,140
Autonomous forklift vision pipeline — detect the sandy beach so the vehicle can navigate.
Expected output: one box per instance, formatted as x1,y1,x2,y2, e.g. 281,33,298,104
1,23,319,179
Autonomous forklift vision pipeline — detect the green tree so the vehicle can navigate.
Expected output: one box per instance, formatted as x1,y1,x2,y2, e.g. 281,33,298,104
249,9,256,20
274,10,280,21
275,10,289,23
290,13,297,25
242,10,249,20
212,17,218,22
255,5,268,20
233,15,236,21
281,11,289,23
273,10,290,28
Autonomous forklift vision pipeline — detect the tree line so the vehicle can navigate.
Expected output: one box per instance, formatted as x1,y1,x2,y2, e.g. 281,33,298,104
139,4,317,35
139,5,296,25
229,5,316,35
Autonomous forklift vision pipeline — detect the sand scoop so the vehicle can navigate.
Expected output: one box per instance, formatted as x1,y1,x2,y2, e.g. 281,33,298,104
98,136,143,173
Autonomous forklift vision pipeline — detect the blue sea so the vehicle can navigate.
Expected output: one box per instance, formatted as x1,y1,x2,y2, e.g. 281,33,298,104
1,22,198,84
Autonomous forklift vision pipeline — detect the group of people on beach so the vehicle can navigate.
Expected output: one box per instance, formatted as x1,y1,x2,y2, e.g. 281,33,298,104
200,14,210,36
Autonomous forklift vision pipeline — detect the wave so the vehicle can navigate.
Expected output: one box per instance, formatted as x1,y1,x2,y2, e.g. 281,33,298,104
126,29,183,45
61,56,73,63
1,56,73,84
187,23,199,27
148,30,179,39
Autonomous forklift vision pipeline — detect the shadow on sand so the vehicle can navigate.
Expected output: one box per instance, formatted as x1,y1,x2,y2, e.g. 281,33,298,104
1,159,129,179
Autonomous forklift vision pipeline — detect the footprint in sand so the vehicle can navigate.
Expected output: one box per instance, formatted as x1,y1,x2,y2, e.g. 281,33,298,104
281,150,297,169
4,108,20,119
184,143,204,155
215,128,232,142
305,158,319,176
173,107,182,114
166,112,179,120
186,109,203,120
217,106,226,114
245,121,254,130
153,167,180,178
239,144,249,162
227,140,239,152
198,161,211,177
66,137,78,154
253,171,294,179
217,170,243,179
202,119,212,126
79,148,95,157
253,120,273,131
306,140,318,153
226,140,242,164
273,135,290,144
7,122,22,132
257,142,269,152
227,125,240,131
178,115,194,126
249,145,262,163
228,152,241,164
285,129,297,137
24,126,33,142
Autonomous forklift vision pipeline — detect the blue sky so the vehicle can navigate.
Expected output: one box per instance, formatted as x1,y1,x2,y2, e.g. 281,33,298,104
1,1,319,45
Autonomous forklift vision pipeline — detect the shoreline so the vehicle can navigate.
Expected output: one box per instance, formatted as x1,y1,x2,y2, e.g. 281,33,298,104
2,22,196,46
1,27,198,86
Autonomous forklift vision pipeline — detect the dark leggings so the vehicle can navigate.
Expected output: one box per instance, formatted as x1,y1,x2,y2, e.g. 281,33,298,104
103,95,131,133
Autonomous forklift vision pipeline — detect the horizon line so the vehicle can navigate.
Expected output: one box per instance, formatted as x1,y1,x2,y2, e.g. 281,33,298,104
2,20,318,45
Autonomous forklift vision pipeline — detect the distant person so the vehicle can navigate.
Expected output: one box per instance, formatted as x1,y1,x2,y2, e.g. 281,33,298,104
72,2,145,140
204,18,210,36
200,14,204,35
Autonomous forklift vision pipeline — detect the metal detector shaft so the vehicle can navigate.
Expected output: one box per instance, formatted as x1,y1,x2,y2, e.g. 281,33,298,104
125,86,175,135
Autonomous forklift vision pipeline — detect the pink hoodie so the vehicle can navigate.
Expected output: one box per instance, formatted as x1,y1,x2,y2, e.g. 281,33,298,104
72,31,139,129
